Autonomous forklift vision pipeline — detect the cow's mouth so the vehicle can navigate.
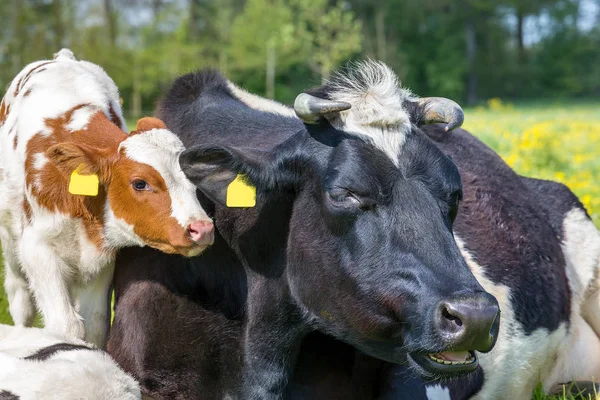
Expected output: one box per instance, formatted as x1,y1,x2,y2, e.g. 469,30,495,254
408,350,478,376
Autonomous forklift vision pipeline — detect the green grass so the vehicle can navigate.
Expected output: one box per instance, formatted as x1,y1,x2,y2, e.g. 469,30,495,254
1,104,599,399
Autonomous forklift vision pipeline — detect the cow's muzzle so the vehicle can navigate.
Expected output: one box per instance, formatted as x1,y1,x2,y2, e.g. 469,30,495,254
407,291,500,377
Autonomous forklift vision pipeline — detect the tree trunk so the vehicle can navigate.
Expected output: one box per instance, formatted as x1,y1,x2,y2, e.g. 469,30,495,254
266,42,276,99
375,6,387,63
12,0,24,76
53,0,64,49
152,0,163,21
219,50,228,75
516,7,525,63
321,61,330,84
103,0,116,46
189,0,200,39
465,16,477,105
131,57,142,119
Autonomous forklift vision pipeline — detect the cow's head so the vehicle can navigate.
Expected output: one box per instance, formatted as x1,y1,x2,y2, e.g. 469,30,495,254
179,61,499,378
47,115,213,257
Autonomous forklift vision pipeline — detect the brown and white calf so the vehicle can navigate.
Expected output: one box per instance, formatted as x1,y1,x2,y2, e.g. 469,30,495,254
0,49,214,348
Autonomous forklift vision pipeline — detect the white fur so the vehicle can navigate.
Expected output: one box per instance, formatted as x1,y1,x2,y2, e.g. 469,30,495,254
455,236,569,400
425,384,452,400
0,49,209,348
227,81,297,118
0,324,141,400
543,207,600,391
324,60,415,165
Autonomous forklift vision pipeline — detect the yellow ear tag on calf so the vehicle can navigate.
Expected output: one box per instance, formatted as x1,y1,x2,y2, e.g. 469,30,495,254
68,166,99,196
226,174,256,208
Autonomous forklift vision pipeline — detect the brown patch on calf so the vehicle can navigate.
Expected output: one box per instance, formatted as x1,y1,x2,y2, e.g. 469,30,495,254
14,61,54,97
0,99,9,126
25,105,127,248
108,103,124,128
12,135,17,149
22,198,32,224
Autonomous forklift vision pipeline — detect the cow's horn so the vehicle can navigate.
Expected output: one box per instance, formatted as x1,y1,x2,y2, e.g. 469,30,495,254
416,97,464,131
294,93,351,124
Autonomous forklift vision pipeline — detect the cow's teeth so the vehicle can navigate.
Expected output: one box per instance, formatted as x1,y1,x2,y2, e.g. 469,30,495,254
427,353,475,365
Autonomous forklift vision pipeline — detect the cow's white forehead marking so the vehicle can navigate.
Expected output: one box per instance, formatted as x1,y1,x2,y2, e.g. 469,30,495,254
325,60,415,165
119,129,209,227
425,384,451,400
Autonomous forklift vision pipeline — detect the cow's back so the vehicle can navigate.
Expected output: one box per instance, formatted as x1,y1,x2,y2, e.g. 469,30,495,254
154,70,304,151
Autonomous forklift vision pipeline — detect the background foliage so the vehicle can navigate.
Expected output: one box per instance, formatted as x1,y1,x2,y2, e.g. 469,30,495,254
0,0,599,111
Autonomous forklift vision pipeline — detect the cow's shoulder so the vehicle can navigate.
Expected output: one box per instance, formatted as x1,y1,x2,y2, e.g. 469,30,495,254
519,176,589,241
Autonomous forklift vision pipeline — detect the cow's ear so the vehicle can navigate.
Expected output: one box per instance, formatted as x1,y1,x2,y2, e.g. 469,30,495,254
179,144,270,206
47,142,110,178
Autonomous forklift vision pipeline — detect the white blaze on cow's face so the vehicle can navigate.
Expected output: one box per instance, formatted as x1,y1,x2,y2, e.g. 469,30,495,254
322,60,414,165
108,118,214,257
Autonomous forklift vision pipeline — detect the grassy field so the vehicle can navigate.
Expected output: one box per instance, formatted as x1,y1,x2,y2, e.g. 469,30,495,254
0,101,598,399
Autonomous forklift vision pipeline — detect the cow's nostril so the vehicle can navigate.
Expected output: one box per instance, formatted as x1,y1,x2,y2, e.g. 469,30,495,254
435,293,500,353
442,306,463,327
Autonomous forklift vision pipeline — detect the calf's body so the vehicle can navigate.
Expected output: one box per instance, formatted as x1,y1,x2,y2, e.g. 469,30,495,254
0,49,213,347
0,324,141,400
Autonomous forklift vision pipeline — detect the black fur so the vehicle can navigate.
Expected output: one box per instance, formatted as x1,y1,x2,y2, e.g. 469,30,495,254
24,343,96,362
0,391,19,400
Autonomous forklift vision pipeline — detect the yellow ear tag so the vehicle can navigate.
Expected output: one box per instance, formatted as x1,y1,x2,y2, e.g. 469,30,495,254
226,174,256,208
68,166,99,196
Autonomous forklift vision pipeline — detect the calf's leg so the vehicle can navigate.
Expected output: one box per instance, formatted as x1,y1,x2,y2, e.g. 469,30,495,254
75,262,114,348
1,231,35,326
19,228,84,340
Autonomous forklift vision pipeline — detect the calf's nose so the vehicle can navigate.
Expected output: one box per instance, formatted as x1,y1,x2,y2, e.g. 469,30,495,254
434,292,500,353
187,220,214,245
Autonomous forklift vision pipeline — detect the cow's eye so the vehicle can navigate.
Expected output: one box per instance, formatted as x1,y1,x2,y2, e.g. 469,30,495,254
327,188,361,208
131,179,151,191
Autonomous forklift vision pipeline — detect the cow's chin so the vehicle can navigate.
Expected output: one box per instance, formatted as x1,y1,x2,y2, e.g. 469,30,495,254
407,351,479,379
145,240,210,258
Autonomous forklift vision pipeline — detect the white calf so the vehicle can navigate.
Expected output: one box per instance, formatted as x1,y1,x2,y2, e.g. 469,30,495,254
0,324,141,400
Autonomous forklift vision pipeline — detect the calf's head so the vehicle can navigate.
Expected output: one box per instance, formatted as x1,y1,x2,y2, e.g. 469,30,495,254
179,61,499,378
47,116,213,256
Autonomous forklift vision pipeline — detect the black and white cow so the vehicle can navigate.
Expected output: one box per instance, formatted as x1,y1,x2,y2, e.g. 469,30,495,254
107,61,600,399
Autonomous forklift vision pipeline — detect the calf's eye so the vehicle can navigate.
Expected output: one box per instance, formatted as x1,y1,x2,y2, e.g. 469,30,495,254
131,179,151,191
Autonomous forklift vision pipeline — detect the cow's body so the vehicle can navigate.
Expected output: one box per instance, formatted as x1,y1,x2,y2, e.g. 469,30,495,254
107,65,600,399
0,324,141,400
0,49,213,348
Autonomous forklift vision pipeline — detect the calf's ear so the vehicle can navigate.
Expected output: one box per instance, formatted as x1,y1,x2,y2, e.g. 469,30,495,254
133,117,168,133
179,144,270,206
47,142,109,178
